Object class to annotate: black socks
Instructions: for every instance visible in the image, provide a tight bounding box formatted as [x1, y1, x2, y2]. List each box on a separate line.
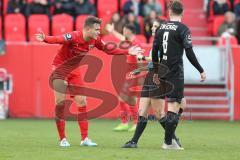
[164, 111, 179, 145]
[131, 116, 148, 143]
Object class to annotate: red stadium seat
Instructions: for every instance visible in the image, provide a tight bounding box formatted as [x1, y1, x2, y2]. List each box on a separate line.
[0, 17, 2, 40]
[3, 0, 8, 14]
[52, 14, 73, 35]
[97, 0, 118, 18]
[75, 15, 89, 31]
[135, 35, 147, 43]
[4, 14, 26, 41]
[207, 0, 215, 35]
[213, 16, 225, 36]
[28, 14, 49, 41]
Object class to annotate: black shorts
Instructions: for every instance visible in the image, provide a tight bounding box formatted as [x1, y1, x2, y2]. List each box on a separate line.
[164, 78, 184, 104]
[140, 70, 184, 104]
[140, 71, 174, 99]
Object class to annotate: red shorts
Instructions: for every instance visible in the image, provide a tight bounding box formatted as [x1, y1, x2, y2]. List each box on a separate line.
[51, 66, 84, 86]
[66, 71, 84, 86]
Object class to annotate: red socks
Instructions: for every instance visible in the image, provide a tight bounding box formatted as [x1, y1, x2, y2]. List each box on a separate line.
[119, 101, 138, 124]
[55, 104, 66, 140]
[77, 106, 88, 140]
[119, 101, 129, 124]
[55, 104, 89, 141]
[129, 105, 138, 124]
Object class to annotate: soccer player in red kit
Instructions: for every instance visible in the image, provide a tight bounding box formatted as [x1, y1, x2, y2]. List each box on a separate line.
[35, 16, 144, 147]
[106, 23, 142, 132]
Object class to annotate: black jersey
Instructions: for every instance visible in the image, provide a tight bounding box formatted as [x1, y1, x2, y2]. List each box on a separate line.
[152, 21, 193, 79]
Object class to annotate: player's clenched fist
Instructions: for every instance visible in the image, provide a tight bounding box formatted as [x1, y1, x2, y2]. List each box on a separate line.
[35, 31, 45, 42]
[200, 72, 206, 82]
[153, 73, 160, 85]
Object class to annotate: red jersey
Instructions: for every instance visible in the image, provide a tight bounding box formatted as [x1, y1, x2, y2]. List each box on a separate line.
[44, 31, 129, 67]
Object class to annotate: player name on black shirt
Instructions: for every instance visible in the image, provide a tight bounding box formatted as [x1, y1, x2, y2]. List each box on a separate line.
[152, 21, 203, 79]
[159, 23, 178, 31]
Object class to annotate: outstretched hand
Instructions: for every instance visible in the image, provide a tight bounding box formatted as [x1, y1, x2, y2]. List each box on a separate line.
[128, 69, 141, 78]
[105, 23, 114, 33]
[128, 45, 145, 56]
[35, 31, 45, 42]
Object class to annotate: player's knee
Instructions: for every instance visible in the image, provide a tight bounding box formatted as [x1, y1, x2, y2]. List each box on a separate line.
[166, 112, 179, 125]
[159, 115, 167, 128]
[52, 79, 67, 92]
[138, 108, 148, 118]
[55, 97, 66, 106]
[180, 98, 187, 109]
[153, 107, 165, 120]
[155, 111, 164, 120]
[168, 100, 181, 113]
[75, 97, 86, 106]
[126, 97, 137, 106]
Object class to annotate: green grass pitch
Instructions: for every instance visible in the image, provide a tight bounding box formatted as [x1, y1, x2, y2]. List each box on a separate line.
[0, 119, 239, 160]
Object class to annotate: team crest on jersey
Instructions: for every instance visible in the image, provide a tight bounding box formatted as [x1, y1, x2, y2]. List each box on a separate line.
[64, 33, 72, 41]
[187, 34, 192, 44]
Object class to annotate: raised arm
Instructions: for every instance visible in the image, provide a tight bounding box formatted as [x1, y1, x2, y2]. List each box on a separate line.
[95, 37, 144, 56]
[35, 31, 77, 44]
[105, 23, 126, 41]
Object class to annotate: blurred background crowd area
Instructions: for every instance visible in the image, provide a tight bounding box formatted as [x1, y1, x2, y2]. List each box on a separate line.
[0, 0, 239, 44]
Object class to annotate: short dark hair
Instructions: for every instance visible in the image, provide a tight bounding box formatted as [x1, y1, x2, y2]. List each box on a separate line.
[124, 24, 136, 34]
[169, 1, 184, 15]
[84, 16, 102, 28]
